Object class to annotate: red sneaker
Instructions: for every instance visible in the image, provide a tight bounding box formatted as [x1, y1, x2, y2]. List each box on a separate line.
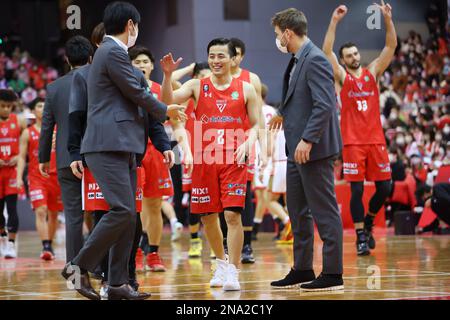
[40, 250, 54, 261]
[145, 252, 166, 272]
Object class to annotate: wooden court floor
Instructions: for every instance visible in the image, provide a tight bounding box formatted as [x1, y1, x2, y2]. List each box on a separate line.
[1, 227, 450, 300]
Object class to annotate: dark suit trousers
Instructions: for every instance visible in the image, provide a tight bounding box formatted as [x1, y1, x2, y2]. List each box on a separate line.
[72, 152, 137, 286]
[286, 157, 343, 275]
[57, 168, 83, 262]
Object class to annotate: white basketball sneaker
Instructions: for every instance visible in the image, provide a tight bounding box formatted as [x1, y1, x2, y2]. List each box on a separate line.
[223, 263, 241, 291]
[171, 222, 184, 242]
[4, 241, 17, 259]
[210, 258, 228, 288]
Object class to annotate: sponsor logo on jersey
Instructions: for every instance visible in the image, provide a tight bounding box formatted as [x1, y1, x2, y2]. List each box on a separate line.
[88, 183, 100, 191]
[192, 187, 209, 195]
[231, 91, 239, 100]
[348, 91, 374, 98]
[87, 192, 95, 200]
[96, 192, 104, 199]
[191, 196, 199, 203]
[199, 196, 210, 203]
[11, 123, 16, 129]
[364, 75, 370, 82]
[216, 100, 227, 113]
[200, 114, 209, 123]
[152, 93, 159, 99]
[203, 84, 209, 92]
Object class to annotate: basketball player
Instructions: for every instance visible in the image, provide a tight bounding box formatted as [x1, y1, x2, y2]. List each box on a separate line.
[17, 98, 63, 260]
[160, 38, 260, 291]
[323, 2, 396, 255]
[0, 89, 26, 259]
[229, 37, 266, 264]
[170, 61, 211, 258]
[129, 46, 191, 272]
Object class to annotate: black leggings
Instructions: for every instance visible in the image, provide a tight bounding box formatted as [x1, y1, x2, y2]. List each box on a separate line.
[93, 211, 142, 282]
[350, 180, 392, 224]
[241, 181, 254, 228]
[0, 195, 19, 234]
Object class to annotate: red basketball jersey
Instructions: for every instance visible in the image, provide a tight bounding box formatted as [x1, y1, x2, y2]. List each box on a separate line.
[194, 77, 247, 160]
[184, 99, 196, 148]
[339, 68, 385, 145]
[28, 125, 57, 177]
[0, 113, 20, 161]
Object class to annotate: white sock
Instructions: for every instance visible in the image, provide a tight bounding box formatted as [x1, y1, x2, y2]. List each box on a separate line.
[170, 218, 178, 229]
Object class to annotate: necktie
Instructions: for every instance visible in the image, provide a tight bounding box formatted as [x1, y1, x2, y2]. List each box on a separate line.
[282, 55, 298, 101]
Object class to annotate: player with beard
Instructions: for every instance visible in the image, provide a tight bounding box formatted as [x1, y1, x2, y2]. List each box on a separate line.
[323, 2, 396, 255]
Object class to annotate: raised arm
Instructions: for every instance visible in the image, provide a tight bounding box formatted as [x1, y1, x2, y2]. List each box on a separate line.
[160, 53, 197, 105]
[106, 47, 186, 122]
[323, 5, 347, 84]
[368, 1, 397, 79]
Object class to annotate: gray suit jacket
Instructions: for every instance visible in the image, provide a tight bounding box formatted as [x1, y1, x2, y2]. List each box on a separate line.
[80, 37, 167, 155]
[280, 40, 342, 162]
[68, 63, 171, 164]
[39, 69, 75, 169]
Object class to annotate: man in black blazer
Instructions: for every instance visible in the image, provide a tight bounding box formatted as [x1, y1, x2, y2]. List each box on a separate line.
[39, 36, 93, 265]
[269, 8, 344, 292]
[61, 2, 185, 300]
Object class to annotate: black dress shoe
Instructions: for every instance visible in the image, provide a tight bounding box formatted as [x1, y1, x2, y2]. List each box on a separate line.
[300, 273, 344, 292]
[270, 268, 315, 288]
[61, 262, 101, 300]
[108, 284, 151, 300]
[129, 278, 140, 291]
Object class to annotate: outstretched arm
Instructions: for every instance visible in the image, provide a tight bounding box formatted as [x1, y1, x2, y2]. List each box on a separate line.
[323, 5, 347, 84]
[160, 53, 197, 105]
[368, 0, 397, 79]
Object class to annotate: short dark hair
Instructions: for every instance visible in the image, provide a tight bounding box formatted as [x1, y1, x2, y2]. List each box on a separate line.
[339, 42, 358, 58]
[103, 1, 141, 35]
[65, 36, 94, 67]
[91, 22, 106, 47]
[271, 8, 308, 37]
[230, 38, 246, 56]
[193, 62, 210, 77]
[207, 38, 236, 58]
[29, 97, 44, 110]
[128, 45, 155, 64]
[0, 89, 18, 102]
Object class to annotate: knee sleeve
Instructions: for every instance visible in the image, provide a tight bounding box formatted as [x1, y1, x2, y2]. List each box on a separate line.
[350, 182, 365, 224]
[5, 195, 18, 233]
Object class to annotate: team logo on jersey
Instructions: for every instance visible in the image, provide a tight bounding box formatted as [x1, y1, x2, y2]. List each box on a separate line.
[203, 84, 209, 92]
[216, 100, 227, 113]
[231, 91, 239, 100]
[11, 123, 16, 129]
[356, 82, 363, 90]
[200, 114, 209, 123]
[364, 75, 370, 82]
[1, 128, 8, 136]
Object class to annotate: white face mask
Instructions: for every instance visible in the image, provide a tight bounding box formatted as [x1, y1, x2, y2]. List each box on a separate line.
[276, 32, 289, 54]
[127, 23, 138, 48]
